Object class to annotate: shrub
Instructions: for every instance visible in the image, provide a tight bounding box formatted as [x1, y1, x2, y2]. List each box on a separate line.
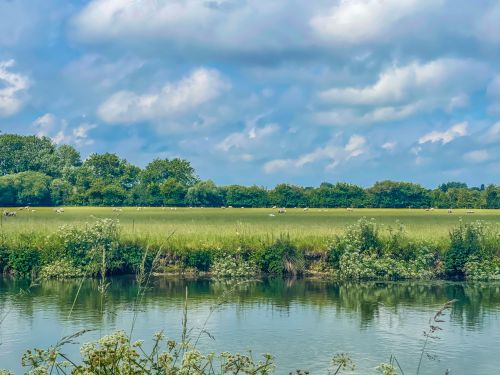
[445, 221, 482, 278]
[186, 249, 213, 271]
[464, 256, 500, 280]
[0, 241, 9, 272]
[212, 252, 258, 277]
[256, 235, 304, 275]
[39, 259, 84, 280]
[8, 245, 40, 276]
[57, 218, 120, 274]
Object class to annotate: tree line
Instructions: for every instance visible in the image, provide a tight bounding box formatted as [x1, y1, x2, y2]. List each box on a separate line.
[0, 133, 499, 208]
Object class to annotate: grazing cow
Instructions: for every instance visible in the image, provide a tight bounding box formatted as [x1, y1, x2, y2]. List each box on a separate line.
[3, 211, 16, 217]
[278, 208, 286, 214]
[55, 208, 64, 214]
[346, 208, 353, 212]
[467, 210, 475, 214]
[303, 207, 309, 212]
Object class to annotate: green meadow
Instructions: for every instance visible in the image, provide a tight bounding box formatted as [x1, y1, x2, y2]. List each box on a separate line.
[2, 207, 499, 250]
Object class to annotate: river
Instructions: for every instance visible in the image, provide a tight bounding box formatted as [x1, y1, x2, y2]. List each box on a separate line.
[0, 277, 499, 374]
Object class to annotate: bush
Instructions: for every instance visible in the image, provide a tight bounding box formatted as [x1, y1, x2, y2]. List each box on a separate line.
[186, 249, 213, 271]
[39, 259, 84, 279]
[445, 221, 482, 278]
[57, 218, 120, 274]
[256, 236, 304, 275]
[0, 241, 9, 272]
[464, 257, 500, 280]
[8, 245, 40, 276]
[211, 252, 258, 277]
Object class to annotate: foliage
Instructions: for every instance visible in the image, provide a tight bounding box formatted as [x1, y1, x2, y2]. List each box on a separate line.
[8, 241, 40, 276]
[39, 259, 84, 279]
[185, 249, 213, 272]
[56, 218, 120, 274]
[464, 256, 500, 280]
[211, 252, 259, 277]
[444, 221, 483, 277]
[255, 236, 305, 275]
[20, 330, 275, 375]
[1, 134, 500, 208]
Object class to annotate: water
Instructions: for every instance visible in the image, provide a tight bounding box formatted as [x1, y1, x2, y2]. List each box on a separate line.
[0, 277, 499, 374]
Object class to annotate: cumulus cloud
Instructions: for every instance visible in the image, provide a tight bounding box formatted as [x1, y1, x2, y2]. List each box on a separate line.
[311, 0, 440, 44]
[71, 0, 317, 56]
[316, 59, 485, 125]
[98, 68, 229, 123]
[381, 141, 397, 151]
[263, 134, 367, 173]
[33, 113, 96, 146]
[418, 122, 467, 145]
[0, 60, 29, 117]
[217, 123, 279, 152]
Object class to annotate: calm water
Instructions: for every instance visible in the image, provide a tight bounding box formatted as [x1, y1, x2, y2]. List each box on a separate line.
[0, 277, 499, 374]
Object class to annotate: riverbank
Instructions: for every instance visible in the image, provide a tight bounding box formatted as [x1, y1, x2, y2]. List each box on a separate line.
[1, 215, 498, 281]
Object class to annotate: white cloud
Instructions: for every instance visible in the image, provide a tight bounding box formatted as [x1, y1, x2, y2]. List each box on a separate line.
[418, 122, 468, 145]
[0, 60, 29, 117]
[311, 0, 440, 44]
[33, 113, 96, 146]
[320, 59, 481, 106]
[217, 123, 279, 152]
[464, 150, 489, 163]
[98, 68, 229, 123]
[263, 134, 366, 173]
[72, 0, 316, 54]
[316, 59, 485, 125]
[381, 142, 397, 151]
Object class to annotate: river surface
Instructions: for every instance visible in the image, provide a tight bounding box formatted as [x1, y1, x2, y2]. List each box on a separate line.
[0, 277, 499, 374]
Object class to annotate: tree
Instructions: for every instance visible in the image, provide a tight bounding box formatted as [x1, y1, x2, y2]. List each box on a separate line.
[439, 182, 468, 192]
[160, 178, 188, 206]
[310, 182, 367, 207]
[485, 185, 500, 209]
[0, 134, 56, 176]
[50, 178, 73, 206]
[368, 181, 430, 208]
[141, 158, 198, 186]
[223, 185, 269, 207]
[269, 184, 307, 207]
[1, 171, 53, 206]
[186, 180, 223, 207]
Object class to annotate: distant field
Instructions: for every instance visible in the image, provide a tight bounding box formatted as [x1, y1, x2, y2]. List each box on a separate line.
[1, 207, 499, 250]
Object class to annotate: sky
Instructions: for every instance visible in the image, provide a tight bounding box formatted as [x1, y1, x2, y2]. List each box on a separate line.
[0, 0, 499, 188]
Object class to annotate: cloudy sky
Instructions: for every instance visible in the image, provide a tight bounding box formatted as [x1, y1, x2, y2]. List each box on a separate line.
[1, 0, 499, 187]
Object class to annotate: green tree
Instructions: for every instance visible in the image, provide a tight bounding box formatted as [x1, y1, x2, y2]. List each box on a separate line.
[368, 181, 430, 208]
[484, 185, 500, 209]
[269, 184, 307, 207]
[0, 134, 56, 176]
[160, 177, 188, 206]
[50, 178, 73, 206]
[186, 180, 223, 207]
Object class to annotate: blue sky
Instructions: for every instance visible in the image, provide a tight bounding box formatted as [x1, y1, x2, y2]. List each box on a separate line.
[0, 0, 499, 188]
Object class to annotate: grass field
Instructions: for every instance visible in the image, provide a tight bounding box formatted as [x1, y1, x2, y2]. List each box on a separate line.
[2, 207, 499, 251]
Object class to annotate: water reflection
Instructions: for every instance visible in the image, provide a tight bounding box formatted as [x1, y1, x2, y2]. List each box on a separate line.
[1, 277, 498, 328]
[1, 277, 499, 374]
